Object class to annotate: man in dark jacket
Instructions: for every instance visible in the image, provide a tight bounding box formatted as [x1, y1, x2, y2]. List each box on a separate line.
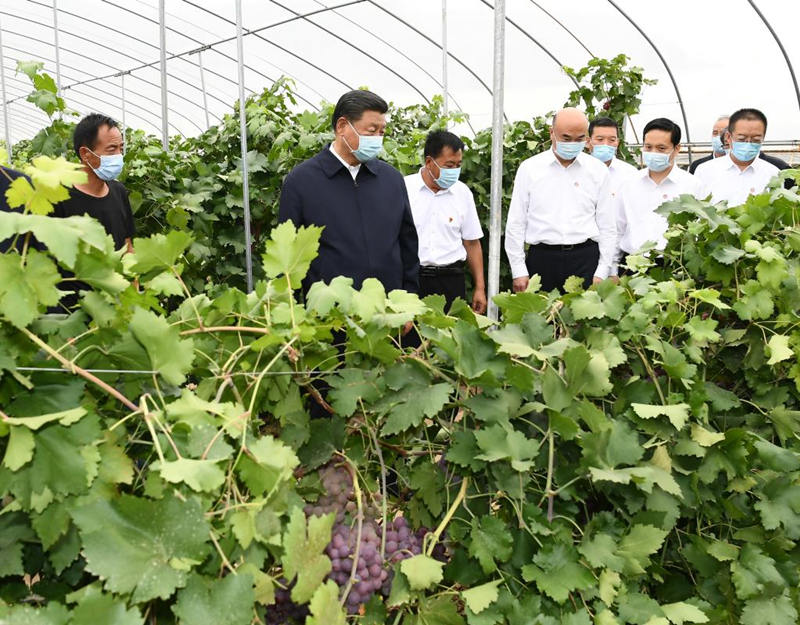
[278, 89, 419, 296]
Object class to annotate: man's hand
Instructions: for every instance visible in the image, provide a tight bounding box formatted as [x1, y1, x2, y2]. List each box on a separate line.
[592, 276, 603, 285]
[610, 275, 620, 284]
[401, 321, 414, 336]
[512, 276, 529, 293]
[472, 289, 487, 314]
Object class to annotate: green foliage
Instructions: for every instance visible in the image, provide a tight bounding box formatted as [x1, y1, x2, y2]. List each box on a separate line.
[3, 64, 799, 625]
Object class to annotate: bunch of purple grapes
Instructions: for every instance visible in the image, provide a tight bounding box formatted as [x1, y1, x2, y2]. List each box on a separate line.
[327, 518, 387, 613]
[265, 579, 308, 625]
[303, 463, 354, 522]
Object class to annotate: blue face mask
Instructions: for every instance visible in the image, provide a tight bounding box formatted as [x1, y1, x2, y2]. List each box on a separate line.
[87, 149, 124, 181]
[554, 141, 585, 161]
[731, 141, 761, 162]
[346, 120, 383, 162]
[429, 159, 461, 189]
[711, 135, 725, 155]
[642, 151, 672, 172]
[591, 144, 616, 162]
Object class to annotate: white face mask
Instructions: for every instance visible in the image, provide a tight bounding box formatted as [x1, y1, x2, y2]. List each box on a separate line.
[86, 148, 124, 181]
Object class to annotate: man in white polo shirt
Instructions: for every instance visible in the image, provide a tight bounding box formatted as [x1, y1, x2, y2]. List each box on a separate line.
[404, 130, 486, 313]
[694, 108, 779, 206]
[505, 107, 613, 293]
[587, 116, 639, 195]
[612, 118, 707, 275]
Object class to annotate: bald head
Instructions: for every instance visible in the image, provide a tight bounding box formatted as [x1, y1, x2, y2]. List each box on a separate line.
[552, 107, 589, 139]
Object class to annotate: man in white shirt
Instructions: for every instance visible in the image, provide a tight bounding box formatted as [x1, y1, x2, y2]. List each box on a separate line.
[694, 108, 779, 206]
[612, 118, 707, 275]
[587, 116, 639, 196]
[404, 130, 486, 313]
[505, 107, 614, 293]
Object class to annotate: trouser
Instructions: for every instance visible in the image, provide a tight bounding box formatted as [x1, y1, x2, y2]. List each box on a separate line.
[419, 261, 467, 312]
[525, 240, 599, 292]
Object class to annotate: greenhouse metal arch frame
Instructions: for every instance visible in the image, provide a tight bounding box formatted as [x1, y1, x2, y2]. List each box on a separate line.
[0, 0, 798, 318]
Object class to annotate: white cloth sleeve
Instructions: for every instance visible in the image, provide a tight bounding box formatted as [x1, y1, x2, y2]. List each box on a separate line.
[504, 166, 530, 279]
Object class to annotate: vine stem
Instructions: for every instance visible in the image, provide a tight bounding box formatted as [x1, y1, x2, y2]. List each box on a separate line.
[180, 325, 271, 336]
[21, 327, 139, 412]
[545, 428, 555, 523]
[425, 476, 469, 557]
[337, 454, 363, 609]
[140, 397, 166, 464]
[362, 403, 388, 561]
[209, 530, 236, 575]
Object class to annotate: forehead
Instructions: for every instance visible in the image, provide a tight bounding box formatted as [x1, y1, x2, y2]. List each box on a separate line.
[591, 125, 618, 137]
[435, 146, 463, 161]
[643, 129, 673, 145]
[354, 110, 386, 127]
[713, 119, 729, 130]
[730, 118, 765, 134]
[96, 124, 122, 143]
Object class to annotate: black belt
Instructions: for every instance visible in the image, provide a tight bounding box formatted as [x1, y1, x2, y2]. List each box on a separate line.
[531, 239, 596, 251]
[419, 261, 465, 277]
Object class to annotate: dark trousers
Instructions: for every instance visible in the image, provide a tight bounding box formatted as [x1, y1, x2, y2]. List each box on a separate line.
[525, 240, 599, 292]
[419, 264, 466, 312]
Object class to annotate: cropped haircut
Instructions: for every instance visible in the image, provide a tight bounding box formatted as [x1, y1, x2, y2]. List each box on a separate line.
[73, 113, 119, 158]
[588, 117, 619, 137]
[728, 108, 768, 135]
[643, 117, 681, 147]
[331, 90, 388, 131]
[423, 130, 465, 159]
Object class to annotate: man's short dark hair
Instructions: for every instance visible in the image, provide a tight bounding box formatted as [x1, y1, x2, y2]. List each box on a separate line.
[728, 108, 768, 135]
[643, 117, 681, 147]
[73, 113, 119, 157]
[588, 117, 619, 137]
[331, 90, 388, 131]
[423, 130, 464, 159]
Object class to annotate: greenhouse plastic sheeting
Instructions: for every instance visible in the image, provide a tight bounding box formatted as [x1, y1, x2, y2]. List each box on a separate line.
[1, 0, 798, 144]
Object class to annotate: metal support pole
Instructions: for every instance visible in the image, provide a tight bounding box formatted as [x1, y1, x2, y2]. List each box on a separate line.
[0, 20, 11, 160]
[197, 50, 210, 130]
[52, 0, 62, 93]
[441, 0, 448, 123]
[120, 73, 126, 154]
[487, 0, 505, 321]
[236, 0, 254, 292]
[158, 0, 169, 149]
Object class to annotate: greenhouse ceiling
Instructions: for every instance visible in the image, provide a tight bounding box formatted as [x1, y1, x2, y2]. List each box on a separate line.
[1, 0, 798, 146]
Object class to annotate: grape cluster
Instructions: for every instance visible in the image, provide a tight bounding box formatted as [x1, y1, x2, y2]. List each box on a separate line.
[326, 519, 387, 613]
[303, 463, 354, 522]
[265, 579, 308, 625]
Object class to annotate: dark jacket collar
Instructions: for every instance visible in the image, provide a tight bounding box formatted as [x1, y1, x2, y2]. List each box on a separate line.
[318, 144, 380, 178]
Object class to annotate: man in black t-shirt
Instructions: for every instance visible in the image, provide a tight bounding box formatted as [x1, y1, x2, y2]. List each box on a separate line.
[53, 113, 135, 309]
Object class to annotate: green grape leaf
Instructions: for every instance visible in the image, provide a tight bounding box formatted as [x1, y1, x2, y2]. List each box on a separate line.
[766, 334, 793, 366]
[307, 580, 347, 625]
[660, 602, 709, 625]
[172, 573, 254, 625]
[521, 543, 594, 603]
[156, 457, 227, 492]
[129, 230, 194, 274]
[400, 554, 445, 590]
[461, 580, 502, 614]
[281, 507, 334, 603]
[632, 403, 691, 430]
[380, 382, 451, 436]
[71, 494, 210, 602]
[3, 426, 35, 471]
[68, 586, 143, 625]
[0, 250, 61, 328]
[261, 221, 322, 286]
[468, 516, 513, 573]
[129, 307, 195, 385]
[474, 424, 540, 472]
[0, 603, 70, 625]
[617, 524, 669, 575]
[740, 593, 797, 625]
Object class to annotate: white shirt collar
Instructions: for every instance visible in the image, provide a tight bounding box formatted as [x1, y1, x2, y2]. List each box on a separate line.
[416, 168, 453, 195]
[548, 148, 583, 169]
[329, 143, 361, 179]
